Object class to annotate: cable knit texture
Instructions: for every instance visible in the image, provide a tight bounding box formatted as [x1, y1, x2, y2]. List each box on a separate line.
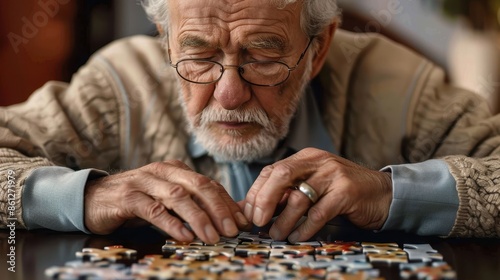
[1, 30, 499, 237]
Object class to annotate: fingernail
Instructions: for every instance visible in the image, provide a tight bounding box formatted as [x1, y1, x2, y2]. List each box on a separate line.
[205, 224, 219, 244]
[253, 207, 264, 226]
[181, 227, 194, 240]
[244, 203, 253, 220]
[288, 231, 300, 244]
[223, 218, 239, 236]
[235, 212, 249, 227]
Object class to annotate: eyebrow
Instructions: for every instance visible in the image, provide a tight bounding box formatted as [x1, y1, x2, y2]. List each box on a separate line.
[245, 36, 287, 53]
[177, 34, 288, 53]
[179, 35, 212, 49]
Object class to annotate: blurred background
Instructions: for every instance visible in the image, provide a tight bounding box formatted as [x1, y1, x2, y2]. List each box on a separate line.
[1, 0, 499, 111]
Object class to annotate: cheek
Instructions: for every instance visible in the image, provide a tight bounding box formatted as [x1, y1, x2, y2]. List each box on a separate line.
[256, 82, 301, 120]
[253, 88, 281, 115]
[180, 82, 214, 117]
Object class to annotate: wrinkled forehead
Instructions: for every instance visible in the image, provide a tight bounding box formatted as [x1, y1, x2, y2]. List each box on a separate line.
[167, 0, 304, 46]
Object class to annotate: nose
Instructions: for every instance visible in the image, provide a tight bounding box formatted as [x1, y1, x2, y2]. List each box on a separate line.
[213, 66, 251, 110]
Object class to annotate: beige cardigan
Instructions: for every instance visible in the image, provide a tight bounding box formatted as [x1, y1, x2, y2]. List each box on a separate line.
[1, 30, 499, 237]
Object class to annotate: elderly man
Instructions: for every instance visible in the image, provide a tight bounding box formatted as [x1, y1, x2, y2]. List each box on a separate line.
[1, 0, 499, 244]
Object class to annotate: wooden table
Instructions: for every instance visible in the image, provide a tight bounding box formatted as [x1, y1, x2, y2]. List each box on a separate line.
[1, 225, 499, 279]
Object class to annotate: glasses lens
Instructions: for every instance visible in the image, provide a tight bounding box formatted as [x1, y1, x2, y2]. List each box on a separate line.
[176, 60, 222, 83]
[241, 61, 290, 86]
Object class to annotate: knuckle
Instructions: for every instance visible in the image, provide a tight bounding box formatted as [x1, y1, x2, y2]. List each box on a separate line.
[166, 159, 190, 169]
[166, 183, 190, 199]
[300, 147, 319, 154]
[182, 208, 208, 223]
[191, 176, 216, 190]
[260, 165, 274, 177]
[146, 161, 168, 173]
[121, 186, 141, 205]
[145, 201, 167, 220]
[307, 206, 328, 224]
[272, 164, 294, 180]
[288, 190, 307, 205]
[324, 157, 342, 168]
[254, 195, 275, 208]
[245, 187, 259, 199]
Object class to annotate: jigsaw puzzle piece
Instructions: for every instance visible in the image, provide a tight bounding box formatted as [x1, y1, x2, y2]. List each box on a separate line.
[268, 254, 316, 271]
[294, 240, 322, 247]
[76, 245, 137, 263]
[403, 244, 443, 263]
[45, 260, 133, 280]
[309, 253, 372, 272]
[400, 261, 457, 279]
[270, 244, 315, 257]
[362, 242, 408, 264]
[164, 239, 203, 246]
[133, 254, 223, 279]
[218, 236, 242, 245]
[295, 266, 328, 279]
[316, 241, 362, 256]
[237, 231, 274, 244]
[362, 242, 400, 253]
[219, 270, 264, 280]
[231, 254, 268, 271]
[163, 244, 236, 259]
[326, 268, 383, 280]
[235, 243, 271, 257]
[265, 257, 326, 279]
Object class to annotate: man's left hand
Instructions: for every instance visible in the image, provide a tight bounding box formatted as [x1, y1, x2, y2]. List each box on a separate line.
[243, 148, 393, 243]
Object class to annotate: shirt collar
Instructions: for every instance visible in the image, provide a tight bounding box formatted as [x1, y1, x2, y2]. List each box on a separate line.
[187, 86, 337, 162]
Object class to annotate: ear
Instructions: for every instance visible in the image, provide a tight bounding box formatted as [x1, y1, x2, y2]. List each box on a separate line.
[309, 22, 338, 79]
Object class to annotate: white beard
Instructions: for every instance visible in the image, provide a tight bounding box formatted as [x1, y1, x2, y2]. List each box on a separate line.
[180, 58, 312, 162]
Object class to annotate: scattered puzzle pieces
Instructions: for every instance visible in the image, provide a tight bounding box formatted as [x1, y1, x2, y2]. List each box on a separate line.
[45, 233, 455, 280]
[316, 241, 362, 256]
[362, 242, 408, 264]
[45, 260, 133, 280]
[400, 261, 457, 279]
[76, 245, 137, 262]
[403, 243, 443, 263]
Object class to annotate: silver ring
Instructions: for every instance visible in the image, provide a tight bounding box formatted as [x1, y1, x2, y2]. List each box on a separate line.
[295, 182, 318, 204]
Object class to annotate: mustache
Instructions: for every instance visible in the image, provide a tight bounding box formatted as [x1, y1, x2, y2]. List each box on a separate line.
[199, 106, 271, 128]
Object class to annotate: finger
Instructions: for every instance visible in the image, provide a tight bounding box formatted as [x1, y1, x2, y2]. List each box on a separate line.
[127, 192, 195, 242]
[166, 185, 224, 243]
[145, 162, 242, 237]
[189, 181, 241, 237]
[194, 180, 248, 235]
[287, 198, 340, 243]
[250, 158, 314, 226]
[139, 178, 223, 244]
[269, 189, 311, 240]
[243, 165, 274, 222]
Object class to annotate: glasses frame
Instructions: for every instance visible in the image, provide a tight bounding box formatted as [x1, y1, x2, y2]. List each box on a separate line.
[166, 34, 315, 87]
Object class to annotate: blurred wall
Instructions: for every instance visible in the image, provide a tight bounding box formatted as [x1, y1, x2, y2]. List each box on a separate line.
[0, 0, 151, 106]
[0, 0, 77, 106]
[2, 1, 498, 110]
[337, 0, 500, 111]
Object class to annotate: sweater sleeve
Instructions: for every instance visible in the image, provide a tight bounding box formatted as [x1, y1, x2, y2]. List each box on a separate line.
[0, 56, 121, 230]
[404, 66, 500, 238]
[443, 156, 500, 237]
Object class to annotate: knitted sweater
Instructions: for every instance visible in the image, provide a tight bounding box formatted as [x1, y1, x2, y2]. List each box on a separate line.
[1, 30, 499, 237]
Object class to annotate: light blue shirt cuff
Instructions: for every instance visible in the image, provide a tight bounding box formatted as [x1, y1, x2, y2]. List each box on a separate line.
[22, 167, 108, 233]
[380, 159, 459, 236]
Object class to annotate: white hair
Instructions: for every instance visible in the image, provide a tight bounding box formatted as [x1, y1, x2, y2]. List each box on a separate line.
[141, 0, 341, 37]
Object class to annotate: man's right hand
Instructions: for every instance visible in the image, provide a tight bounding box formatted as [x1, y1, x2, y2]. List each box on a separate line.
[84, 160, 248, 244]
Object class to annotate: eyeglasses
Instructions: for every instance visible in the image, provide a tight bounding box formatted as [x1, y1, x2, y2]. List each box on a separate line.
[167, 37, 314, 87]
